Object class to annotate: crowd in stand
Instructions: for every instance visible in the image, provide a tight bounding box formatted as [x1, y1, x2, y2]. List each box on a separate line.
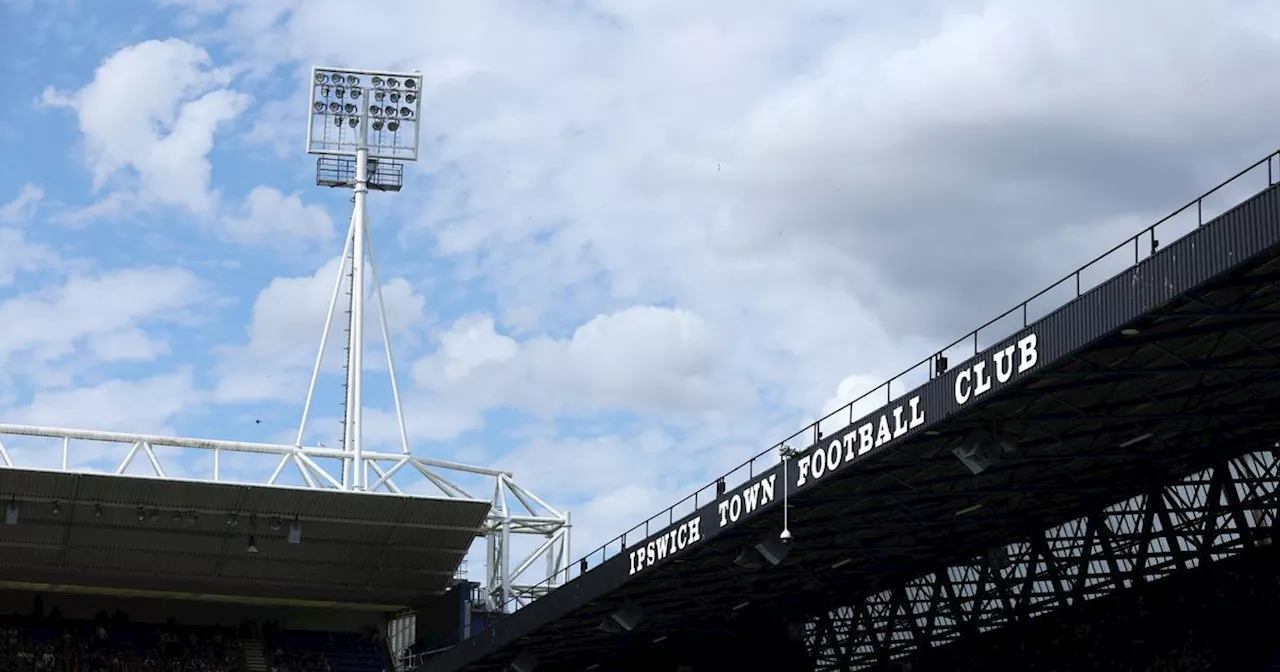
[0, 596, 388, 672]
[0, 603, 241, 672]
[264, 622, 383, 672]
[264, 621, 332, 672]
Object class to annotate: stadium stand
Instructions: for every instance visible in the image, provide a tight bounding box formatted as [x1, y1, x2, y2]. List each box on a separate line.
[0, 588, 405, 672]
[419, 149, 1280, 672]
[0, 608, 243, 672]
[914, 544, 1280, 672]
[0, 459, 495, 672]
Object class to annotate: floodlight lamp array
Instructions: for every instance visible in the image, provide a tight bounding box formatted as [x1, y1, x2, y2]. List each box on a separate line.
[307, 68, 423, 160]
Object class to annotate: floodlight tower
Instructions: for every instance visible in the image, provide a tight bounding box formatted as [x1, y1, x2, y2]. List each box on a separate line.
[301, 67, 423, 491]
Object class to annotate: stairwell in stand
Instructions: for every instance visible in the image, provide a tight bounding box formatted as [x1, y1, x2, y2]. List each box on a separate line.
[242, 638, 268, 672]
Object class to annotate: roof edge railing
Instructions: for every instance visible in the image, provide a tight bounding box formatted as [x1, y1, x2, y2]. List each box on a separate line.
[489, 148, 1280, 618]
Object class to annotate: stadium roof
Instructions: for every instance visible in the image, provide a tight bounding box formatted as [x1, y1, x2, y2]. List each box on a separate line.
[423, 152, 1280, 671]
[0, 467, 490, 608]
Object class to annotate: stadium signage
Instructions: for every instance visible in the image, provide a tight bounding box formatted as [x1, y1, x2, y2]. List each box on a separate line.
[627, 516, 703, 576]
[796, 395, 925, 488]
[718, 474, 777, 527]
[623, 331, 1042, 579]
[954, 332, 1039, 406]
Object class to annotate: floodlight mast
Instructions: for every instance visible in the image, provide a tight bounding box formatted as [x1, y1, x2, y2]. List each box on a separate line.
[303, 65, 424, 490]
[301, 66, 571, 611]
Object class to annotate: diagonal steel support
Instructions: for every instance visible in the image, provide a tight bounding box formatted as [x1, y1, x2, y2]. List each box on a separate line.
[805, 449, 1280, 670]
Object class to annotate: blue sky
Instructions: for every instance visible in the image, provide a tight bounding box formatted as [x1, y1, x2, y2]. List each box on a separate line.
[3, 0, 1280, 586]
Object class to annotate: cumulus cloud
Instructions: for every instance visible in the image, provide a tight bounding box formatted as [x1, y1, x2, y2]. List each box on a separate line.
[5, 369, 203, 434]
[0, 183, 43, 224]
[168, 1, 1280, 424]
[41, 38, 251, 216]
[414, 306, 751, 417]
[0, 184, 58, 287]
[224, 186, 335, 246]
[213, 255, 427, 405]
[0, 267, 206, 372]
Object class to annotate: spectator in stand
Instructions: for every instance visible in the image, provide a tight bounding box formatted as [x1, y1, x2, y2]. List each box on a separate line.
[0, 609, 242, 672]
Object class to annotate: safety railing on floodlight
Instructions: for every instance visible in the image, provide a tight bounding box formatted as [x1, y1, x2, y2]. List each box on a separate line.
[470, 148, 1280, 626]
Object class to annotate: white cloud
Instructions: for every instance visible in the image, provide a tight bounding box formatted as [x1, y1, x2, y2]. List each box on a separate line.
[5, 369, 203, 434]
[822, 374, 886, 418]
[0, 188, 58, 285]
[413, 306, 752, 418]
[0, 267, 206, 372]
[0, 183, 43, 224]
[213, 255, 426, 404]
[41, 38, 251, 215]
[224, 186, 334, 246]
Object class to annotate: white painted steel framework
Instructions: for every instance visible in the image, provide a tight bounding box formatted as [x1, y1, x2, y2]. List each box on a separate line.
[301, 64, 569, 609]
[0, 64, 572, 612]
[0, 423, 570, 611]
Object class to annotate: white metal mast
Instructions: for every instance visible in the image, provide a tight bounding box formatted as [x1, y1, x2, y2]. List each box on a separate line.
[301, 66, 425, 490]
[294, 65, 572, 609]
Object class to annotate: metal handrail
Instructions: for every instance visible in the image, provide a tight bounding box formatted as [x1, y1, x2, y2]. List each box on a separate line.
[483, 148, 1280, 621]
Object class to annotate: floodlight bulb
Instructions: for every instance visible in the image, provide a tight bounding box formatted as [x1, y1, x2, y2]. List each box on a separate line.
[370, 106, 381, 116]
[374, 91, 385, 101]
[387, 120, 399, 132]
[344, 103, 356, 114]
[329, 102, 340, 113]
[315, 72, 327, 84]
[350, 88, 361, 99]
[405, 78, 416, 89]
[322, 86, 331, 97]
[312, 102, 324, 113]
[388, 77, 399, 88]
[371, 76, 383, 86]
[335, 116, 343, 127]
[335, 87, 345, 98]
[346, 75, 358, 86]
[390, 92, 400, 103]
[406, 93, 416, 104]
[400, 106, 411, 118]
[372, 120, 384, 131]
[348, 117, 358, 128]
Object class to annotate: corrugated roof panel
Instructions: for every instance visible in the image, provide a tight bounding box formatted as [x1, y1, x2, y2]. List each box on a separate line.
[0, 466, 499, 603]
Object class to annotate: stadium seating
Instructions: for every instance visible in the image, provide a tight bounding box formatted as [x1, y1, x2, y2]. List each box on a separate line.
[0, 613, 242, 672]
[266, 628, 384, 672]
[0, 608, 388, 672]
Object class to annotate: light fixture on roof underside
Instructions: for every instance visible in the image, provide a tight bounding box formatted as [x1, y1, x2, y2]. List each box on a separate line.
[1119, 433, 1153, 449]
[246, 536, 259, 554]
[1120, 327, 1142, 337]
